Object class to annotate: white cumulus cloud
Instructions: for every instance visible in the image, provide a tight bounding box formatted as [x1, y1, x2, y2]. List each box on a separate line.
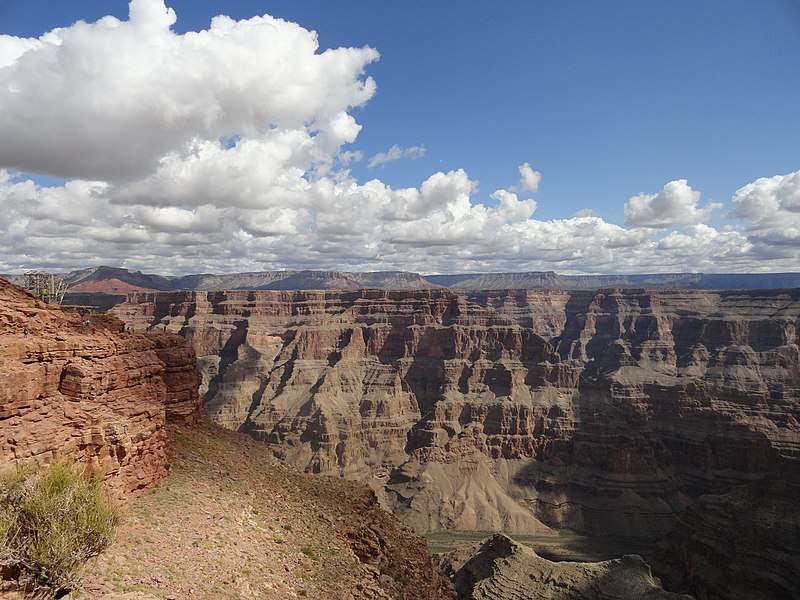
[0, 1, 798, 276]
[0, 0, 378, 181]
[624, 179, 722, 229]
[2, 166, 800, 275]
[730, 171, 800, 221]
[517, 163, 542, 193]
[728, 170, 800, 253]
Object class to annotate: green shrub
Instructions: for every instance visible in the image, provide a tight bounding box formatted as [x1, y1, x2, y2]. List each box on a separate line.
[0, 463, 119, 597]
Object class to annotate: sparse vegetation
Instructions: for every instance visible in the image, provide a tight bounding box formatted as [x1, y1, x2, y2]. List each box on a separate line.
[0, 463, 119, 598]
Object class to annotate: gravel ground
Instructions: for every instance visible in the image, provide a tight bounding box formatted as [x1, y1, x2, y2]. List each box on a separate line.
[64, 421, 448, 599]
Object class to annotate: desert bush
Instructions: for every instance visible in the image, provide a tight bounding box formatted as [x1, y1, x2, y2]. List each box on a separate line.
[0, 463, 119, 597]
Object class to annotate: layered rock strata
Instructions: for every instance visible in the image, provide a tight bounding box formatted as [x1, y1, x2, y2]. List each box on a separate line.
[0, 278, 202, 496]
[1, 278, 456, 598]
[652, 456, 800, 600]
[436, 533, 693, 600]
[112, 287, 800, 538]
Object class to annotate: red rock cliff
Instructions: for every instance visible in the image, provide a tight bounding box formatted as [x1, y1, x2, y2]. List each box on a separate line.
[0, 278, 201, 497]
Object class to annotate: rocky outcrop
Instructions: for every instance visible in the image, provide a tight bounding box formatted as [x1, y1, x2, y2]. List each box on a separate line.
[652, 456, 800, 600]
[436, 533, 692, 599]
[148, 333, 203, 426]
[0, 278, 202, 496]
[112, 287, 800, 540]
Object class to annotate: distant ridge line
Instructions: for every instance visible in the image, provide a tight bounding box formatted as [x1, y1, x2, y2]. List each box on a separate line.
[6, 266, 800, 293]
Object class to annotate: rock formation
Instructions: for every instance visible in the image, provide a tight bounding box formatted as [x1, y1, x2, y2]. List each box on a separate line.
[112, 287, 800, 542]
[0, 277, 202, 496]
[0, 277, 455, 599]
[436, 533, 693, 599]
[652, 456, 800, 600]
[56, 265, 438, 294]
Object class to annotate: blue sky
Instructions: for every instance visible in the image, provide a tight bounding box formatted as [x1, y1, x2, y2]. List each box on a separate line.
[0, 0, 798, 274]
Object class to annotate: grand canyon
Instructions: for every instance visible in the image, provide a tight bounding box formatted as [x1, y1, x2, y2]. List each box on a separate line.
[2, 0, 796, 597]
[2, 268, 799, 599]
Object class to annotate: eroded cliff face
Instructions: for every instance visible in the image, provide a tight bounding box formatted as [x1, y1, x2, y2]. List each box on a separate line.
[0, 278, 457, 599]
[0, 278, 202, 496]
[113, 288, 800, 538]
[652, 456, 800, 600]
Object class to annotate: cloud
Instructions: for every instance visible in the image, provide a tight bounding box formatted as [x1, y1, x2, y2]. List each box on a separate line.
[727, 170, 800, 253]
[6, 164, 796, 276]
[517, 163, 541, 193]
[0, 2, 798, 276]
[730, 171, 800, 221]
[504, 163, 541, 196]
[489, 190, 537, 221]
[0, 0, 378, 181]
[367, 144, 426, 169]
[624, 179, 722, 228]
[338, 150, 364, 165]
[0, 34, 42, 69]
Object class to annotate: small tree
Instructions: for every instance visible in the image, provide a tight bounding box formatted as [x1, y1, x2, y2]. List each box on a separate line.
[0, 463, 119, 597]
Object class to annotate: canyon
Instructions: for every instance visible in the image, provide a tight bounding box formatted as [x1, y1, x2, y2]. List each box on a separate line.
[0, 278, 453, 598]
[111, 288, 800, 544]
[108, 284, 800, 598]
[4, 275, 799, 598]
[11, 265, 800, 298]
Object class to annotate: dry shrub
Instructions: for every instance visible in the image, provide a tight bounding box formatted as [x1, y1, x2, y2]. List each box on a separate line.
[0, 463, 119, 598]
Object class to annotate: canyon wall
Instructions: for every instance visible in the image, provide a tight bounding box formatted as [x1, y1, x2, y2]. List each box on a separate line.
[0, 278, 202, 496]
[651, 456, 800, 599]
[112, 287, 800, 538]
[0, 279, 457, 599]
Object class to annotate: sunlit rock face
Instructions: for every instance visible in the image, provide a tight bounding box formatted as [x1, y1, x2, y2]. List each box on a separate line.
[114, 287, 800, 538]
[0, 278, 202, 497]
